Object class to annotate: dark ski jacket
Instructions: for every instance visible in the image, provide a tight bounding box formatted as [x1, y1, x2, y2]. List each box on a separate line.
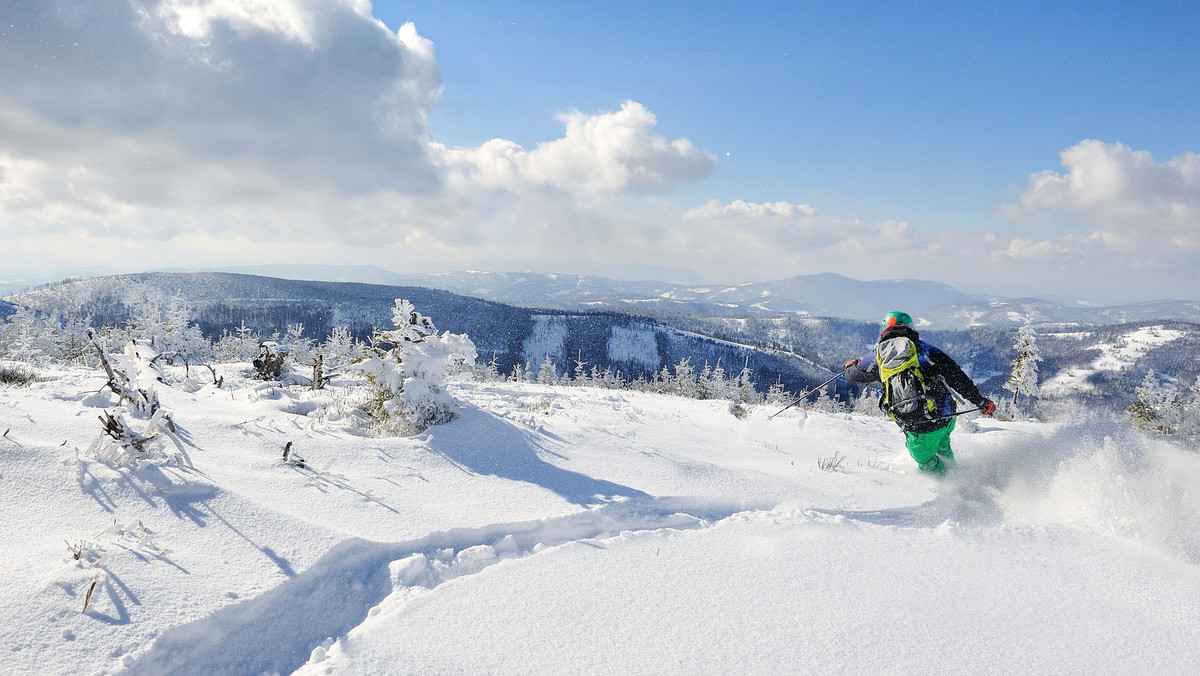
[844, 325, 988, 433]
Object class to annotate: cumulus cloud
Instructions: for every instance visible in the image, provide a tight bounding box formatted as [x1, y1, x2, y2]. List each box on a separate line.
[0, 1, 717, 263]
[0, 0, 442, 203]
[1002, 140, 1200, 249]
[435, 101, 716, 198]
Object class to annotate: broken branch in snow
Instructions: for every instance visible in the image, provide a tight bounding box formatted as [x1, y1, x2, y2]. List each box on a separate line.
[81, 571, 101, 614]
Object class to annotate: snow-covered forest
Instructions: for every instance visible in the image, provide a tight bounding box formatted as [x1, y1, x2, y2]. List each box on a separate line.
[2, 286, 1200, 674]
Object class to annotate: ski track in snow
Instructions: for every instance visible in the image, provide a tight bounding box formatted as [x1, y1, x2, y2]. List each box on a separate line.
[125, 497, 748, 675]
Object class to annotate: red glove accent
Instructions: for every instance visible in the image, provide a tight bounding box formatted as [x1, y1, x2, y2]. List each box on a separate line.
[980, 399, 997, 416]
[844, 359, 860, 369]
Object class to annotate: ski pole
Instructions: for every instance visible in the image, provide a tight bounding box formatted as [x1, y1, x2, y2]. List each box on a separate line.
[768, 369, 846, 419]
[932, 406, 983, 421]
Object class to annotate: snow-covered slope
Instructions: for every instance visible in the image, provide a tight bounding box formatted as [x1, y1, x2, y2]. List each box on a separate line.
[1042, 325, 1187, 397]
[3, 366, 1199, 674]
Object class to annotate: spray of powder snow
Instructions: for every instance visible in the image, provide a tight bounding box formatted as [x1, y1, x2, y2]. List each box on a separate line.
[957, 413, 1200, 565]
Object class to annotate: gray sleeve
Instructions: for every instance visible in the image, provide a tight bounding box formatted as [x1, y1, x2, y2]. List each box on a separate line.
[842, 354, 880, 385]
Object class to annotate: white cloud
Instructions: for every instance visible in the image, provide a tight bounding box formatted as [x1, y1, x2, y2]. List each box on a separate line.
[435, 101, 716, 199]
[1, 3, 1194, 304]
[1003, 140, 1200, 249]
[0, 2, 715, 263]
[683, 199, 815, 220]
[0, 0, 442, 200]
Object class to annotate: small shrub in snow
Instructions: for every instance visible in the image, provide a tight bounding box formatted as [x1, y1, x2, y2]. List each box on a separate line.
[817, 451, 846, 472]
[351, 299, 477, 436]
[252, 341, 289, 381]
[729, 401, 752, 419]
[85, 331, 179, 468]
[0, 362, 37, 386]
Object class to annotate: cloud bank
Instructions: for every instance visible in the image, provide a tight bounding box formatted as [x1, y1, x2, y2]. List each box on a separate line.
[989, 140, 1200, 298]
[1, 1, 1195, 303]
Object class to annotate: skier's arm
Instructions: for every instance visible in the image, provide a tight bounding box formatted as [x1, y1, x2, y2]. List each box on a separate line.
[841, 354, 879, 385]
[926, 346, 988, 406]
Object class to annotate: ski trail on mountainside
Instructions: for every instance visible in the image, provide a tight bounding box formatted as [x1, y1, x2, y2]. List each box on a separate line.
[125, 497, 750, 675]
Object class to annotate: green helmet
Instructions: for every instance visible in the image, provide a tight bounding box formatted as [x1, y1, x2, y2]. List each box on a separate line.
[879, 311, 913, 335]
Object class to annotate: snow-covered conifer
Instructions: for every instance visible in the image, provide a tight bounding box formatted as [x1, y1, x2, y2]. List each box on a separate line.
[0, 307, 47, 363]
[351, 299, 477, 436]
[1176, 376, 1200, 448]
[766, 377, 790, 405]
[282, 323, 315, 365]
[1127, 370, 1175, 435]
[316, 326, 363, 375]
[214, 321, 260, 363]
[735, 361, 757, 405]
[572, 351, 589, 386]
[536, 354, 558, 385]
[1003, 315, 1041, 412]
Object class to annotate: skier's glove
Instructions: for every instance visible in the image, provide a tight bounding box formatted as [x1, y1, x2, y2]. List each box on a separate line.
[843, 358, 860, 369]
[980, 399, 997, 416]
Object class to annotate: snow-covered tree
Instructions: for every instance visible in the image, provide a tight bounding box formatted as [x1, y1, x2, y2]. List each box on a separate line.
[282, 323, 315, 365]
[0, 309, 46, 365]
[351, 299, 477, 436]
[672, 358, 697, 398]
[1003, 315, 1041, 410]
[214, 321, 261, 363]
[1175, 376, 1200, 448]
[316, 326, 363, 374]
[536, 354, 559, 385]
[707, 360, 730, 401]
[766, 377, 790, 406]
[127, 294, 209, 367]
[1127, 370, 1176, 435]
[852, 387, 882, 416]
[734, 361, 758, 405]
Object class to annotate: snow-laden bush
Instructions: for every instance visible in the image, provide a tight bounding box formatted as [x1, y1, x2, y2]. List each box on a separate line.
[85, 332, 179, 468]
[129, 294, 210, 367]
[351, 299, 477, 436]
[253, 341, 290, 381]
[214, 321, 261, 363]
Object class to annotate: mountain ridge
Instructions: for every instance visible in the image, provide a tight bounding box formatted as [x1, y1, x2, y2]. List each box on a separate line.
[177, 264, 1200, 328]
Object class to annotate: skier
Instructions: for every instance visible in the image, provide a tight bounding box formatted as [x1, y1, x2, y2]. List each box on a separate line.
[843, 311, 996, 474]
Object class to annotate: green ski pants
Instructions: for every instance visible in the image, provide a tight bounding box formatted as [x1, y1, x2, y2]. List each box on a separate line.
[903, 418, 956, 474]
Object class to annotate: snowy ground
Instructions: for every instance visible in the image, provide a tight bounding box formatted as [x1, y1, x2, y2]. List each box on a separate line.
[3, 364, 1199, 675]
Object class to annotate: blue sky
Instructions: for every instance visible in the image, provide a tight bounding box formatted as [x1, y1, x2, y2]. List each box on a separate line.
[2, 1, 1198, 303]
[390, 1, 1199, 222]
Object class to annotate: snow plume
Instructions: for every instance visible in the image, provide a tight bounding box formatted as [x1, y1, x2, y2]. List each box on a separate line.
[963, 413, 1200, 565]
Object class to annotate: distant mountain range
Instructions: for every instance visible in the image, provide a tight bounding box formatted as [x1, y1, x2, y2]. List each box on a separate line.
[8, 271, 1200, 411]
[155, 264, 1200, 329]
[4, 272, 837, 395]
